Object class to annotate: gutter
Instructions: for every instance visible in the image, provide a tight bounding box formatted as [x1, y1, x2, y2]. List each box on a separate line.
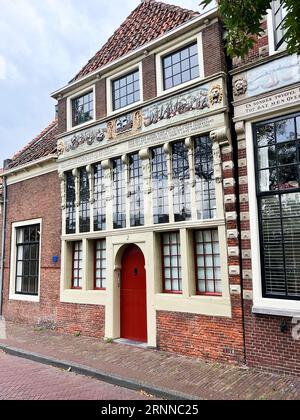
[0, 174, 7, 318]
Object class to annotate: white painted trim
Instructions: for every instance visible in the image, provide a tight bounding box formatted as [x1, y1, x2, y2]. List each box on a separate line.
[106, 62, 144, 115]
[156, 32, 205, 97]
[51, 8, 218, 99]
[246, 120, 300, 313]
[67, 85, 96, 132]
[9, 219, 42, 303]
[5, 159, 57, 186]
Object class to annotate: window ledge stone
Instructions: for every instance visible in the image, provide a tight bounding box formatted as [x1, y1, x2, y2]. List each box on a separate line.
[252, 306, 300, 318]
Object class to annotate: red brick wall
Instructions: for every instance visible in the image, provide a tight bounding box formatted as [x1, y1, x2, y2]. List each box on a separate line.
[95, 78, 107, 120]
[142, 54, 157, 101]
[157, 296, 244, 364]
[244, 301, 300, 376]
[57, 98, 67, 135]
[202, 22, 227, 76]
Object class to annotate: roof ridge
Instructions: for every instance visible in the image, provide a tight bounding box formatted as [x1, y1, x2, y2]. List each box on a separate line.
[10, 120, 57, 161]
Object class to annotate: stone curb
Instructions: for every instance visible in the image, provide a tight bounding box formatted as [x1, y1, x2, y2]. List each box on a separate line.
[0, 343, 201, 401]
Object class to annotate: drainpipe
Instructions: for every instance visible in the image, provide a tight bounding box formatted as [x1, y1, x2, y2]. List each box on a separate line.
[0, 171, 8, 318]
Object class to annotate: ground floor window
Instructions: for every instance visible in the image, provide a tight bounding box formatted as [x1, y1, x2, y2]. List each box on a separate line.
[15, 224, 40, 296]
[195, 229, 221, 295]
[95, 239, 106, 290]
[72, 241, 83, 289]
[254, 113, 300, 300]
[162, 232, 182, 293]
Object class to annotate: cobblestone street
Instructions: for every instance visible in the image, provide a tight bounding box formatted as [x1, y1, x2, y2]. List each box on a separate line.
[0, 352, 153, 400]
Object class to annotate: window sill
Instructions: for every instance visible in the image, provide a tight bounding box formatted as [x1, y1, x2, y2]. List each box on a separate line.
[9, 294, 40, 303]
[252, 306, 300, 318]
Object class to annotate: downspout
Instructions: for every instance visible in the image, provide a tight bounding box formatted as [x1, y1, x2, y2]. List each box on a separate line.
[0, 175, 7, 318]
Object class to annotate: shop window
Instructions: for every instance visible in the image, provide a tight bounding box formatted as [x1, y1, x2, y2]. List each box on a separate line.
[113, 158, 126, 229]
[94, 164, 106, 231]
[172, 141, 191, 222]
[152, 146, 169, 224]
[129, 153, 144, 227]
[15, 224, 40, 296]
[79, 168, 90, 233]
[254, 113, 300, 300]
[66, 171, 76, 234]
[162, 232, 182, 293]
[195, 229, 221, 295]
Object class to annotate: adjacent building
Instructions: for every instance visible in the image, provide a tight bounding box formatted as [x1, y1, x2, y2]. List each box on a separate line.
[0, 0, 299, 375]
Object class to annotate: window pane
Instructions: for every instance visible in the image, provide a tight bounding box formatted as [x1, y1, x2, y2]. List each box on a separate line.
[112, 70, 140, 110]
[172, 141, 191, 222]
[79, 168, 90, 233]
[129, 153, 144, 227]
[152, 147, 169, 224]
[72, 91, 94, 127]
[94, 164, 106, 231]
[162, 232, 182, 293]
[95, 240, 106, 289]
[113, 158, 126, 229]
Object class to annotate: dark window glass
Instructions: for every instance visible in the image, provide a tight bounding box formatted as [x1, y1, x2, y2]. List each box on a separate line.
[72, 91, 94, 127]
[66, 171, 76, 234]
[152, 146, 169, 224]
[194, 136, 216, 220]
[79, 168, 90, 233]
[254, 113, 300, 300]
[195, 230, 221, 295]
[95, 240, 106, 290]
[172, 141, 191, 222]
[113, 158, 126, 229]
[72, 241, 83, 289]
[94, 164, 106, 231]
[129, 153, 144, 227]
[15, 224, 40, 296]
[112, 71, 140, 111]
[273, 0, 287, 50]
[163, 43, 199, 90]
[162, 232, 182, 293]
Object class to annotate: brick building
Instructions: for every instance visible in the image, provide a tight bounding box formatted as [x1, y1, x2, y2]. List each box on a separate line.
[232, 2, 300, 374]
[0, 0, 299, 375]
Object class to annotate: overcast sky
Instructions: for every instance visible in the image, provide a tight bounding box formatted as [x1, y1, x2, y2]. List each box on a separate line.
[0, 0, 202, 165]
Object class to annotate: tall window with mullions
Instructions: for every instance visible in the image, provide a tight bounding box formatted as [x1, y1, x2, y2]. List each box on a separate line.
[152, 146, 169, 224]
[113, 158, 126, 229]
[129, 153, 144, 227]
[15, 224, 40, 296]
[94, 164, 106, 231]
[273, 0, 287, 50]
[66, 171, 76, 234]
[254, 113, 300, 300]
[172, 141, 191, 222]
[79, 167, 90, 233]
[194, 136, 216, 220]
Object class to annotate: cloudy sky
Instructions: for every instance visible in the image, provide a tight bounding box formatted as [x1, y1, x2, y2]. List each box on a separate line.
[0, 0, 203, 165]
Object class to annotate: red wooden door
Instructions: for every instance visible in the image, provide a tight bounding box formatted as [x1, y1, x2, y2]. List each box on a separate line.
[120, 245, 147, 343]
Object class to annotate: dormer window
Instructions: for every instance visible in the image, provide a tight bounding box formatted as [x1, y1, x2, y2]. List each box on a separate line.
[72, 91, 94, 127]
[112, 70, 140, 111]
[162, 43, 199, 90]
[273, 0, 287, 50]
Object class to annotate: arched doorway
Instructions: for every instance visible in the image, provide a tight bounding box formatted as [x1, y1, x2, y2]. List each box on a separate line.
[120, 245, 147, 343]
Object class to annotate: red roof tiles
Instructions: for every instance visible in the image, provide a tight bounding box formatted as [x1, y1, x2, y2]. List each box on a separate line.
[72, 0, 199, 81]
[7, 121, 58, 170]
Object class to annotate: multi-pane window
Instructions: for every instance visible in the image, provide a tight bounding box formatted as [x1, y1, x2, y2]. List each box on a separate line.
[129, 153, 144, 227]
[95, 239, 106, 290]
[162, 232, 182, 293]
[66, 171, 76, 235]
[72, 91, 94, 127]
[152, 146, 169, 225]
[94, 164, 106, 231]
[172, 141, 191, 222]
[254, 113, 300, 300]
[195, 230, 221, 295]
[112, 70, 140, 111]
[72, 241, 83, 289]
[79, 168, 90, 233]
[113, 158, 126, 229]
[163, 43, 199, 90]
[15, 224, 40, 296]
[273, 0, 287, 50]
[194, 136, 216, 220]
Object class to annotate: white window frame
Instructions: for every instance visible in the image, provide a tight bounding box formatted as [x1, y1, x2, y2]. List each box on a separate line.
[9, 219, 42, 303]
[106, 62, 144, 116]
[156, 32, 205, 97]
[246, 120, 300, 316]
[267, 2, 288, 56]
[67, 85, 96, 132]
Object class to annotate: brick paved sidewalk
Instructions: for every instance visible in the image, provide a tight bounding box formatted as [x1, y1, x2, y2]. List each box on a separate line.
[0, 321, 299, 400]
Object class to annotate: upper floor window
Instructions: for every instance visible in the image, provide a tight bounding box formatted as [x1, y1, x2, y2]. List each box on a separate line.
[113, 158, 126, 229]
[163, 43, 199, 90]
[15, 224, 40, 296]
[112, 70, 140, 111]
[272, 0, 287, 50]
[66, 171, 76, 235]
[254, 113, 300, 300]
[172, 141, 191, 222]
[94, 164, 106, 232]
[72, 91, 94, 127]
[79, 168, 90, 233]
[129, 153, 144, 227]
[152, 146, 169, 225]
